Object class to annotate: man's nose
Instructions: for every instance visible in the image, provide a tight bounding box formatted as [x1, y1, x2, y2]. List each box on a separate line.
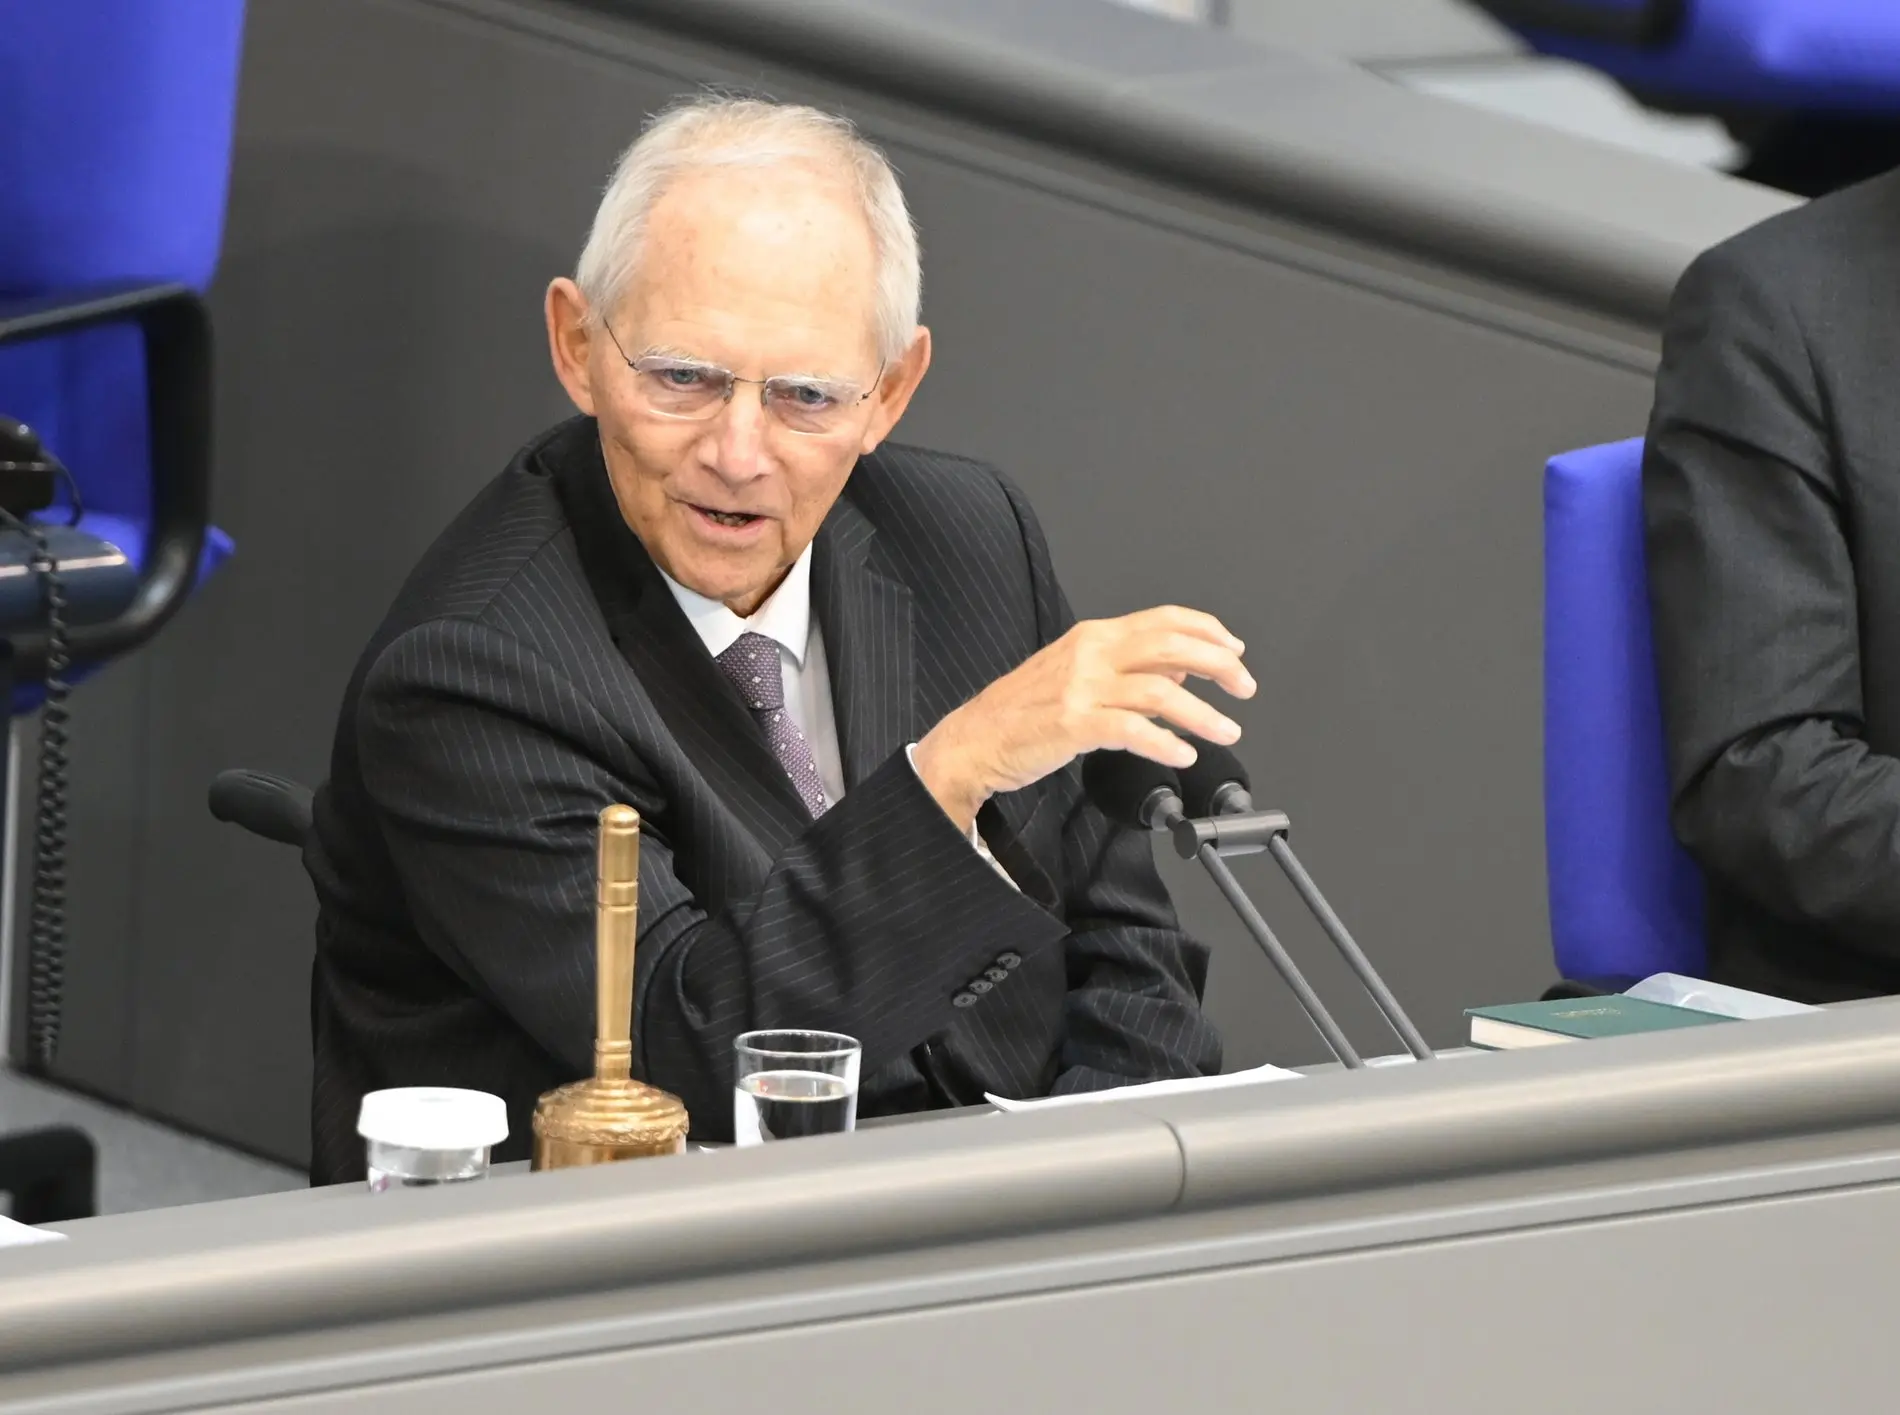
[703, 386, 772, 483]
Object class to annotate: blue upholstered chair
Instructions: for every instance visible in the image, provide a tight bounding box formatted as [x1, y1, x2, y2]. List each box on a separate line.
[1474, 1, 1900, 193]
[0, 1, 246, 1221]
[1482, 1, 1900, 112]
[0, 1, 245, 709]
[1544, 438, 1707, 989]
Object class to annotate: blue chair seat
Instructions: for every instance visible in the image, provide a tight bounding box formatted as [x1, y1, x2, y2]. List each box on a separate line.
[1545, 438, 1706, 983]
[1501, 1, 1900, 114]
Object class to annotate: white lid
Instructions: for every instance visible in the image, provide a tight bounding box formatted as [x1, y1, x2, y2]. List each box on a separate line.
[357, 1088, 508, 1150]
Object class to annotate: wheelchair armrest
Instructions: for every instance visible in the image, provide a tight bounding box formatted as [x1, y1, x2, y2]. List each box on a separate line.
[0, 282, 210, 675]
[208, 769, 315, 849]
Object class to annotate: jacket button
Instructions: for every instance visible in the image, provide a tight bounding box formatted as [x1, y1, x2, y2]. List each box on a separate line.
[967, 977, 993, 995]
[996, 952, 1023, 970]
[952, 991, 979, 1008]
[985, 967, 1009, 984]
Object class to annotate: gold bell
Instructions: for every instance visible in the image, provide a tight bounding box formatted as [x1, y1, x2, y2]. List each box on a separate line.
[531, 805, 691, 1169]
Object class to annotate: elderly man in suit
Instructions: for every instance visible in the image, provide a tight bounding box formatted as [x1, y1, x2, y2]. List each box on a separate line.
[305, 96, 1250, 1181]
[1647, 169, 1900, 1005]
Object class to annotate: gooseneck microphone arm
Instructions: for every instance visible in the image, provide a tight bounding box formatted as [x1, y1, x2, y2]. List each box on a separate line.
[1083, 755, 1363, 1069]
[1178, 745, 1434, 1062]
[1263, 832, 1432, 1060]
[1188, 820, 1364, 1069]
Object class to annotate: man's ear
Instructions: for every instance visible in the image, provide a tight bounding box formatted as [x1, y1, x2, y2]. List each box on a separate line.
[546, 278, 599, 416]
[859, 326, 932, 455]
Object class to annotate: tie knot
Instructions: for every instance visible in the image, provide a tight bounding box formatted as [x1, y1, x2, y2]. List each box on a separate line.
[716, 632, 786, 711]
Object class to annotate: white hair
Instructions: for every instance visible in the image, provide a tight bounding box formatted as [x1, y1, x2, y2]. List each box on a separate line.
[575, 95, 921, 364]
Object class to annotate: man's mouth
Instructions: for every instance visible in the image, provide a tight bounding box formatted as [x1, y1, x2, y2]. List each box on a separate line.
[691, 504, 763, 529]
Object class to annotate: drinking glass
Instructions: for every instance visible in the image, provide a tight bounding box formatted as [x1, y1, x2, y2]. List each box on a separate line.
[733, 1030, 861, 1145]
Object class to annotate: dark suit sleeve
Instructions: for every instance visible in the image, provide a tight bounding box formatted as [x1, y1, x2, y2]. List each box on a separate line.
[354, 617, 1066, 1136]
[994, 476, 1224, 1088]
[1645, 243, 1900, 957]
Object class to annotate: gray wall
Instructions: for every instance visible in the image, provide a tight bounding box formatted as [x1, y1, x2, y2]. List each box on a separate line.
[28, 0, 1788, 1166]
[1226, 0, 1517, 60]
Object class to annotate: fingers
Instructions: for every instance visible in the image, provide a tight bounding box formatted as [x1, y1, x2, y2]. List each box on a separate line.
[973, 608, 1253, 797]
[1087, 615, 1254, 701]
[1106, 674, 1241, 745]
[1095, 711, 1197, 770]
[1122, 631, 1255, 700]
[1124, 604, 1244, 653]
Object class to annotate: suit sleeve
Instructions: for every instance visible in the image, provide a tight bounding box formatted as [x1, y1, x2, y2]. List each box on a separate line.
[1645, 242, 1900, 957]
[994, 476, 1225, 1088]
[355, 618, 1066, 1138]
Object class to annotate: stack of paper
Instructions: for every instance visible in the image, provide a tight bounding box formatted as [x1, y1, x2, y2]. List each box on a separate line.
[1624, 972, 1817, 1020]
[985, 1061, 1302, 1112]
[0, 1214, 65, 1249]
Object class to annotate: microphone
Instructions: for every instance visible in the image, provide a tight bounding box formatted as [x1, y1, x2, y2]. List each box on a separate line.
[1175, 739, 1433, 1062]
[1084, 749, 1362, 1069]
[1177, 738, 1254, 818]
[1080, 750, 1185, 833]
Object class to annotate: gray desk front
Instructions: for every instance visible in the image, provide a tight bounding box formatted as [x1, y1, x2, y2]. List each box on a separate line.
[7, 1000, 1900, 1414]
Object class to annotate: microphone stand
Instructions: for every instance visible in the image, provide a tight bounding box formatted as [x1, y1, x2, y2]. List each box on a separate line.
[1141, 788, 1363, 1069]
[1170, 801, 1434, 1062]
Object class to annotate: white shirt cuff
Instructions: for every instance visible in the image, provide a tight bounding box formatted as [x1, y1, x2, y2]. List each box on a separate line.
[905, 742, 1018, 891]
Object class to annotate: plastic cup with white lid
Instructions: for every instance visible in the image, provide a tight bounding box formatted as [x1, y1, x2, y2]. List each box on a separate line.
[357, 1087, 509, 1192]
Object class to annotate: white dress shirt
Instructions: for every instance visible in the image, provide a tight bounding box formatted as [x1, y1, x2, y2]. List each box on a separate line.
[658, 548, 1013, 885]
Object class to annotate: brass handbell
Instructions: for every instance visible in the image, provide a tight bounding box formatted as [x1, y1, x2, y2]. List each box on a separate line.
[531, 804, 690, 1169]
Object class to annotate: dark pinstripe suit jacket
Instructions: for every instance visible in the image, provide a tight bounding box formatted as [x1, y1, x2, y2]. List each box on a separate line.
[305, 417, 1221, 1181]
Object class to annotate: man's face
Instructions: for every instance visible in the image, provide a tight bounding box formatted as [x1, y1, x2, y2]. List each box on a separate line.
[546, 166, 930, 616]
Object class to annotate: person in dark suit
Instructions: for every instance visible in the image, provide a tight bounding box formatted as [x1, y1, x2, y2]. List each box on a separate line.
[1645, 169, 1900, 1004]
[304, 97, 1249, 1181]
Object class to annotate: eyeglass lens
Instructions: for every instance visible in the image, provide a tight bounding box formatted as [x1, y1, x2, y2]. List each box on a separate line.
[634, 359, 866, 436]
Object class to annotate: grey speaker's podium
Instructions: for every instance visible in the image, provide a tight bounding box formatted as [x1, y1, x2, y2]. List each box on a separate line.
[6, 1003, 1900, 1414]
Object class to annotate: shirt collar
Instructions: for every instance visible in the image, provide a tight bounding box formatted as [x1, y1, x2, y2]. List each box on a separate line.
[657, 544, 814, 667]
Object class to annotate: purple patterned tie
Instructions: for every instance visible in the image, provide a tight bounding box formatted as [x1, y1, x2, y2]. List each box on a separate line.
[715, 632, 831, 818]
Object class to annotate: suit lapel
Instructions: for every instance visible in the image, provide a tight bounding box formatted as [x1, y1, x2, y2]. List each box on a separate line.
[812, 495, 914, 790]
[550, 426, 811, 848]
[812, 478, 1048, 897]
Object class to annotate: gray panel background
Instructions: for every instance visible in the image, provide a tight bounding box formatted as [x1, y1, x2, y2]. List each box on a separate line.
[21, 0, 1755, 1167]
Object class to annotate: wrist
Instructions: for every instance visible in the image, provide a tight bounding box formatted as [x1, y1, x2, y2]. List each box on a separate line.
[913, 721, 989, 834]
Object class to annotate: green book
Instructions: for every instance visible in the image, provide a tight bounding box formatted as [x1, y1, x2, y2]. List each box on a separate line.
[1465, 995, 1733, 1050]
